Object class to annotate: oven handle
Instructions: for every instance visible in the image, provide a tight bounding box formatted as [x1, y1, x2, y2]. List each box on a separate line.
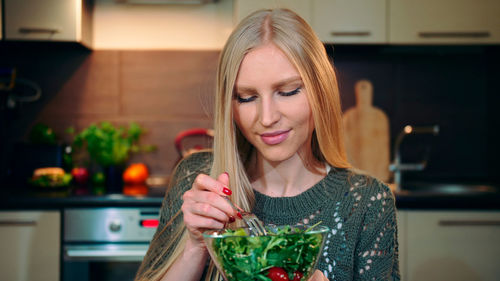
[65, 248, 148, 261]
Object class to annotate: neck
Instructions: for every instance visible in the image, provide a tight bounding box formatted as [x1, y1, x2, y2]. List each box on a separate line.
[249, 152, 326, 197]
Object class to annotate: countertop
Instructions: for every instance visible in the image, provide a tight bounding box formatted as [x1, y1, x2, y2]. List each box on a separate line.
[1, 183, 499, 210]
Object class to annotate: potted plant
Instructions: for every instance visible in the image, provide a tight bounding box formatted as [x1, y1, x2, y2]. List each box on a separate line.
[67, 121, 155, 193]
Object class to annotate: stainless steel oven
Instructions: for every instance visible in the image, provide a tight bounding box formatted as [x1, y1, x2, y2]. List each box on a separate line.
[63, 208, 159, 281]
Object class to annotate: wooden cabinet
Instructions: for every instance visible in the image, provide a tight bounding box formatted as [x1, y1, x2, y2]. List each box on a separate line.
[398, 210, 500, 281]
[234, 0, 500, 45]
[0, 211, 60, 281]
[389, 0, 500, 44]
[311, 0, 386, 44]
[396, 211, 407, 280]
[3, 0, 92, 47]
[234, 0, 311, 24]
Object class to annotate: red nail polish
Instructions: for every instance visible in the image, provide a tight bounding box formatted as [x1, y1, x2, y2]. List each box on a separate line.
[223, 187, 232, 195]
[229, 216, 235, 223]
[237, 212, 243, 219]
[224, 172, 229, 178]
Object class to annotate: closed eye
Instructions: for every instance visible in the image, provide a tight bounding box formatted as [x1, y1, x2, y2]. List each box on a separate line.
[279, 87, 301, 97]
[236, 95, 257, 103]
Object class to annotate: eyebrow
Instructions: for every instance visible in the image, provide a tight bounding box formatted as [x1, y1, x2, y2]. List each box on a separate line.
[235, 76, 303, 93]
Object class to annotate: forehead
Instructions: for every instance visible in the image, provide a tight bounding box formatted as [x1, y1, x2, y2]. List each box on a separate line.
[235, 43, 301, 87]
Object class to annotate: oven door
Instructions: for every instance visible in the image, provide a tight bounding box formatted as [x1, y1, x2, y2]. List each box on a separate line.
[63, 244, 149, 281]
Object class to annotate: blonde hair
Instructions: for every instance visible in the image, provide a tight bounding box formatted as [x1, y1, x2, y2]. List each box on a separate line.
[135, 8, 349, 281]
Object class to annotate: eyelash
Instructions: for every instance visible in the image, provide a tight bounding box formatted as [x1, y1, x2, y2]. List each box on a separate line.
[236, 87, 302, 103]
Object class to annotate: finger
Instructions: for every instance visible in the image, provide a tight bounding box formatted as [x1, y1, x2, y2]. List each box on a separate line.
[193, 173, 232, 196]
[188, 201, 231, 223]
[217, 172, 230, 188]
[183, 212, 225, 230]
[182, 190, 235, 221]
[308, 270, 327, 281]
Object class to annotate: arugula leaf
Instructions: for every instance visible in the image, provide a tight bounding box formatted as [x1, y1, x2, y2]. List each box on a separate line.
[211, 225, 324, 281]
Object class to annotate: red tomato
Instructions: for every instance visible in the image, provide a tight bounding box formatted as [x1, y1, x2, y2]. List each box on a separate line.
[267, 267, 290, 281]
[292, 271, 304, 281]
[71, 167, 89, 185]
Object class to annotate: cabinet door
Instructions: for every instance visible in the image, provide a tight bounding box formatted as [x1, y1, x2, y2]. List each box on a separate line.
[234, 0, 311, 25]
[406, 211, 500, 281]
[312, 0, 386, 44]
[0, 211, 60, 281]
[4, 0, 80, 41]
[396, 211, 407, 281]
[389, 0, 500, 44]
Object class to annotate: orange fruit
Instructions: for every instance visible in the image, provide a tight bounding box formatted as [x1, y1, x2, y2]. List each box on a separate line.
[123, 163, 149, 184]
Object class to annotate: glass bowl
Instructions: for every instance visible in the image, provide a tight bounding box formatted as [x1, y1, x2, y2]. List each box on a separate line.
[202, 224, 329, 281]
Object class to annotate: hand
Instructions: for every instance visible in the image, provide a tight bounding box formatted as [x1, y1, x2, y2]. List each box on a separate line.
[308, 270, 328, 281]
[181, 172, 236, 247]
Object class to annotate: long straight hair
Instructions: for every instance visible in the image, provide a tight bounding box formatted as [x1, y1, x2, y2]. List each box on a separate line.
[135, 8, 349, 281]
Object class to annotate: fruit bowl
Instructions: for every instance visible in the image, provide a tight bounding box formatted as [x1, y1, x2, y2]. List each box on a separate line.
[203, 224, 329, 281]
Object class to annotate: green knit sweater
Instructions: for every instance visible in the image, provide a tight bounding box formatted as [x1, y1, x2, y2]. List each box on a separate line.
[139, 152, 400, 281]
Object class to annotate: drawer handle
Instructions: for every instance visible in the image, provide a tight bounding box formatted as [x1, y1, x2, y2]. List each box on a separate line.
[0, 220, 37, 226]
[19, 27, 60, 34]
[418, 31, 490, 38]
[439, 220, 500, 226]
[330, 31, 371, 37]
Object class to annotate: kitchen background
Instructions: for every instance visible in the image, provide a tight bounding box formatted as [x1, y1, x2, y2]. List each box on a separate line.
[1, 1, 500, 281]
[1, 0, 499, 185]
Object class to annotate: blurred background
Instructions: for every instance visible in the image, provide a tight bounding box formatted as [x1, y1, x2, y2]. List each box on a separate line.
[0, 1, 499, 281]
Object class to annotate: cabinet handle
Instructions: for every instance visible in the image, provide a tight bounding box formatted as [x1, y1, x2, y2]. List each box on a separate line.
[330, 31, 371, 37]
[0, 220, 37, 226]
[18, 27, 60, 34]
[418, 31, 490, 38]
[439, 220, 500, 226]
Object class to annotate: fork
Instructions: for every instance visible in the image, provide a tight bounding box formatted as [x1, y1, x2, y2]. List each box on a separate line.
[223, 196, 267, 236]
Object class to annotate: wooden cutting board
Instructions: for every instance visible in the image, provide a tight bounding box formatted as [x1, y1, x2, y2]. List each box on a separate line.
[342, 80, 391, 182]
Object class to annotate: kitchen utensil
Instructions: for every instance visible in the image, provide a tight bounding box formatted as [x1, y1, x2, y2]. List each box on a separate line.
[222, 196, 267, 236]
[203, 224, 329, 281]
[174, 128, 214, 158]
[342, 80, 391, 182]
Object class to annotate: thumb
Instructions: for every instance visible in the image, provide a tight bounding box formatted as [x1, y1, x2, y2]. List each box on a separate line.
[217, 172, 230, 190]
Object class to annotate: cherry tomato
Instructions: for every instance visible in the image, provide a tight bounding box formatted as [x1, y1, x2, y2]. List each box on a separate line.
[292, 270, 304, 281]
[267, 267, 290, 281]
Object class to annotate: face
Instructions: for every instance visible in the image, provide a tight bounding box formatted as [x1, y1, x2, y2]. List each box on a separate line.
[232, 43, 315, 164]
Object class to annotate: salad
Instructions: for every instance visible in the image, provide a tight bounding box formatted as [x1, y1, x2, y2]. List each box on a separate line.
[208, 224, 326, 281]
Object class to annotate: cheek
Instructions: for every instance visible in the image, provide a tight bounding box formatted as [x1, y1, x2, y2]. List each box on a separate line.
[232, 103, 252, 134]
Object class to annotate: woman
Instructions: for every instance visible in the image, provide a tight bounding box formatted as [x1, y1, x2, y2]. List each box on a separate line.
[136, 8, 399, 281]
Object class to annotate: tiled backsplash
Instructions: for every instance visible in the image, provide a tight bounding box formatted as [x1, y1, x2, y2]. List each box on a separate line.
[1, 43, 499, 184]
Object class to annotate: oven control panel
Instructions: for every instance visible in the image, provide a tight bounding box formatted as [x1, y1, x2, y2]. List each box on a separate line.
[64, 208, 160, 242]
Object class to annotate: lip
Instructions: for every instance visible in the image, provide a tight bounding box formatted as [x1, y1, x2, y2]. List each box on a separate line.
[260, 130, 290, 145]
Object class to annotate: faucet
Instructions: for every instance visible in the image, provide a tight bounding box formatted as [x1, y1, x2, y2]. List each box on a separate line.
[389, 125, 440, 192]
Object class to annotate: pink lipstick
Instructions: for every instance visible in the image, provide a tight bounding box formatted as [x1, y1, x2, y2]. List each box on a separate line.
[260, 130, 290, 145]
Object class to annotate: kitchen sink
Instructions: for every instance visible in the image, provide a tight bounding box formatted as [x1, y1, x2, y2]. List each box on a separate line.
[400, 182, 499, 195]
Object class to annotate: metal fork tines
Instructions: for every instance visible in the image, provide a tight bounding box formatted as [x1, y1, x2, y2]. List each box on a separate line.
[223, 196, 267, 236]
[240, 211, 267, 236]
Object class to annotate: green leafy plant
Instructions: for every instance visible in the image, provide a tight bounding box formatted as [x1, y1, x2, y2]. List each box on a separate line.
[67, 121, 156, 167]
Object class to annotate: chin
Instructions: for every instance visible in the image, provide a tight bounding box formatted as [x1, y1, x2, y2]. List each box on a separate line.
[258, 147, 297, 163]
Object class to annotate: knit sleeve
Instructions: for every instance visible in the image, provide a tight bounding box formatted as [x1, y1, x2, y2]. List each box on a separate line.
[135, 152, 213, 280]
[354, 180, 400, 281]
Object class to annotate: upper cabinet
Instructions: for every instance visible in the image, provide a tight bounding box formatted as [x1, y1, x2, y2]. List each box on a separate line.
[3, 0, 92, 47]
[312, 0, 386, 44]
[389, 0, 500, 44]
[234, 0, 500, 45]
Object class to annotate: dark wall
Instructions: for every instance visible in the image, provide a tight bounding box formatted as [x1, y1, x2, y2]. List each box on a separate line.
[330, 45, 500, 184]
[1, 42, 498, 184]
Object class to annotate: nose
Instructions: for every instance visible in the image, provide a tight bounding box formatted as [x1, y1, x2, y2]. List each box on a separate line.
[259, 96, 280, 127]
